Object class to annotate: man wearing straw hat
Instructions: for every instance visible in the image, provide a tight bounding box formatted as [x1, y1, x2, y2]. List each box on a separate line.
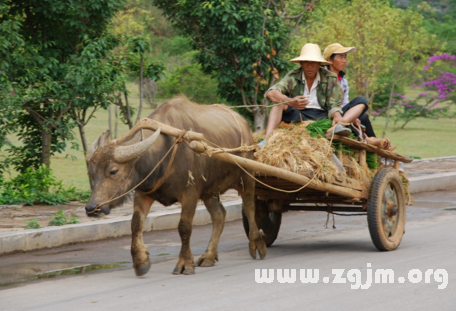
[323, 42, 390, 149]
[261, 43, 367, 145]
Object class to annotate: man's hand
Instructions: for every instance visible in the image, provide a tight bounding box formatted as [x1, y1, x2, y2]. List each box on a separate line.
[353, 118, 361, 127]
[289, 96, 309, 110]
[332, 112, 343, 126]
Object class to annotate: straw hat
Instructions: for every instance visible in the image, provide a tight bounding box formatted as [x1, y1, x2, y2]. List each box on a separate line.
[290, 43, 331, 65]
[323, 43, 355, 61]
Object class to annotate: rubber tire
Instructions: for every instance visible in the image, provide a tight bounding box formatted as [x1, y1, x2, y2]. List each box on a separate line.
[242, 199, 282, 247]
[367, 168, 406, 251]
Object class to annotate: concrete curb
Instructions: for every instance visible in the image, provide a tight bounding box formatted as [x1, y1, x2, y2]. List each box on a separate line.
[407, 155, 456, 162]
[408, 172, 456, 194]
[1, 166, 455, 255]
[0, 200, 242, 255]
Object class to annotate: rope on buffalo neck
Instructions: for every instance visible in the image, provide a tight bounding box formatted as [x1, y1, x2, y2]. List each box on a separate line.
[89, 130, 187, 213]
[143, 131, 187, 194]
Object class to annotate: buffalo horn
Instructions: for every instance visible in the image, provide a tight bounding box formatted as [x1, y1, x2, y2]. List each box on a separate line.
[114, 128, 161, 163]
[86, 130, 110, 162]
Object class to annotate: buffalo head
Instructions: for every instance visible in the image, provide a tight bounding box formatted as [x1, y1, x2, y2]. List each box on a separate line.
[85, 128, 161, 216]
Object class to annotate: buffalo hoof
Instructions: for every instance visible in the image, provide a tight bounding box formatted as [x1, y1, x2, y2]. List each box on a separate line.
[134, 261, 151, 277]
[197, 258, 216, 267]
[249, 239, 267, 260]
[172, 265, 195, 275]
[196, 252, 218, 267]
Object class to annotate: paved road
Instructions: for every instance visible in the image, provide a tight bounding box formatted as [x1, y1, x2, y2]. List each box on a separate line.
[1, 190, 455, 311]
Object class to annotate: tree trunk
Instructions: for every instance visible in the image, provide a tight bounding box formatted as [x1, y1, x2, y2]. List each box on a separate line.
[41, 128, 51, 168]
[76, 121, 92, 190]
[108, 104, 112, 140]
[114, 105, 118, 139]
[77, 121, 88, 158]
[382, 82, 396, 138]
[135, 56, 144, 125]
[123, 83, 133, 129]
[253, 105, 267, 132]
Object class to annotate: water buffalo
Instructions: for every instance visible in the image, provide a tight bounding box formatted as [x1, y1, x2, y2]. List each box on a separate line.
[85, 96, 267, 276]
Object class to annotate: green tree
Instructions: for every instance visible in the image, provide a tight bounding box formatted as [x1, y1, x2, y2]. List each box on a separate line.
[303, 0, 440, 106]
[0, 0, 125, 172]
[157, 62, 222, 104]
[67, 33, 127, 158]
[152, 0, 316, 131]
[402, 0, 456, 55]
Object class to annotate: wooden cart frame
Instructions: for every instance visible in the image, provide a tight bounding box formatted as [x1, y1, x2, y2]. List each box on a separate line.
[191, 134, 412, 252]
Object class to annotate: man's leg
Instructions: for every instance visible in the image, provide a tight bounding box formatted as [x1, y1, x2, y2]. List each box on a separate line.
[359, 113, 376, 137]
[341, 96, 368, 124]
[265, 104, 288, 138]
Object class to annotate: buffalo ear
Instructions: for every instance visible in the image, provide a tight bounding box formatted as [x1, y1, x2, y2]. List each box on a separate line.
[86, 130, 110, 162]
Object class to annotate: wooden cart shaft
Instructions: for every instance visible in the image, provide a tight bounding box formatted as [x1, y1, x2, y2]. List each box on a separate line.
[126, 119, 412, 204]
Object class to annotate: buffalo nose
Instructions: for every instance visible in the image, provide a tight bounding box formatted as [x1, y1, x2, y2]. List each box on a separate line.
[85, 204, 99, 217]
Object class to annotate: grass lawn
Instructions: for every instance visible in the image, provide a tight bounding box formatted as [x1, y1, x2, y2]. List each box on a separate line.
[371, 115, 456, 159]
[371, 87, 456, 159]
[2, 85, 456, 190]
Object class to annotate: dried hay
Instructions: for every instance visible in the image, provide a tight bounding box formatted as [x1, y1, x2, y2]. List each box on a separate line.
[254, 122, 378, 184]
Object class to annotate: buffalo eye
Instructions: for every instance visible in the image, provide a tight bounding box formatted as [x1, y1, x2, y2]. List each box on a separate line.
[110, 168, 119, 176]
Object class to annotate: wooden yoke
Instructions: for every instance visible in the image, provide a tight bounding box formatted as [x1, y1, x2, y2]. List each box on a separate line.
[112, 118, 205, 145]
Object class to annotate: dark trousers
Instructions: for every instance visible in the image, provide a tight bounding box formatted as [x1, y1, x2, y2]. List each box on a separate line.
[281, 107, 327, 123]
[342, 96, 376, 137]
[282, 96, 370, 128]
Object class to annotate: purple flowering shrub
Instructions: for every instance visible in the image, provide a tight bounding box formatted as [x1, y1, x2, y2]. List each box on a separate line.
[387, 93, 448, 129]
[423, 53, 456, 103]
[373, 54, 454, 130]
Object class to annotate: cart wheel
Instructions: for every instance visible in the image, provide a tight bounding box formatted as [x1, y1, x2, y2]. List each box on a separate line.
[367, 168, 406, 251]
[242, 199, 282, 247]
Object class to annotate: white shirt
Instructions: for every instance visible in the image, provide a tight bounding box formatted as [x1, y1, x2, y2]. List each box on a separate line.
[302, 71, 323, 110]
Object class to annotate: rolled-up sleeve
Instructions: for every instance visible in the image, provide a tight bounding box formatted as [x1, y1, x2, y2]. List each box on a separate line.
[264, 73, 293, 98]
[327, 82, 344, 119]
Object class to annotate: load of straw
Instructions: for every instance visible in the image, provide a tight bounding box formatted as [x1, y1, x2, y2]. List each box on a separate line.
[253, 121, 378, 185]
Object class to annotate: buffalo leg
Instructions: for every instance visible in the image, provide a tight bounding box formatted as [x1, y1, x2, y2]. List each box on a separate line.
[196, 198, 226, 267]
[173, 191, 198, 275]
[237, 175, 267, 259]
[131, 191, 154, 277]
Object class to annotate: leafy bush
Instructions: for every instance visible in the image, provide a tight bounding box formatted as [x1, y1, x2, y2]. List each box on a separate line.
[0, 165, 91, 205]
[166, 36, 192, 56]
[24, 219, 43, 229]
[157, 63, 222, 104]
[372, 76, 405, 111]
[48, 210, 79, 226]
[391, 93, 449, 130]
[59, 187, 92, 203]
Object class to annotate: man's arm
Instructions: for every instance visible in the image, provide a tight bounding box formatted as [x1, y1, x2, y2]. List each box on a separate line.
[266, 89, 309, 110]
[326, 77, 344, 121]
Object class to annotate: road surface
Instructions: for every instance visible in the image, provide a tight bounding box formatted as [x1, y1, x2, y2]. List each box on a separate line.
[0, 190, 455, 311]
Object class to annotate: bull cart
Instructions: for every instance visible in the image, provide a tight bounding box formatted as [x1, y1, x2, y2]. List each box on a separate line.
[130, 119, 412, 252]
[190, 133, 413, 252]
